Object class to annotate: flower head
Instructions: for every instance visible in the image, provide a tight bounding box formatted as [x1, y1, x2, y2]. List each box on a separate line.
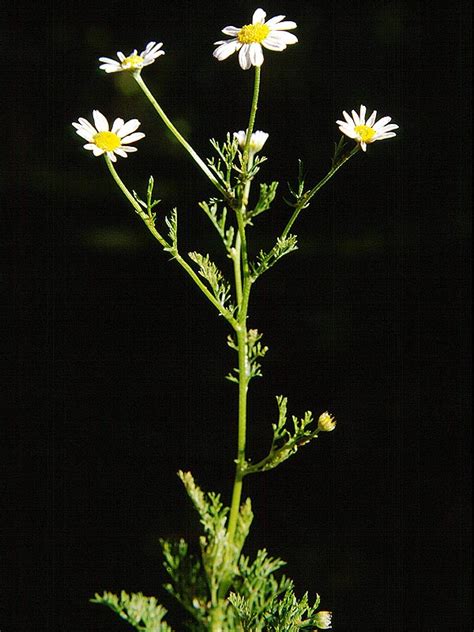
[72, 110, 145, 161]
[214, 8, 297, 70]
[99, 41, 164, 73]
[318, 412, 336, 432]
[234, 129, 269, 154]
[314, 610, 333, 629]
[337, 105, 398, 152]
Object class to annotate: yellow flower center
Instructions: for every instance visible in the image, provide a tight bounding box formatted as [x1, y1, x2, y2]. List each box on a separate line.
[93, 131, 121, 151]
[354, 125, 376, 143]
[121, 54, 144, 68]
[237, 23, 270, 44]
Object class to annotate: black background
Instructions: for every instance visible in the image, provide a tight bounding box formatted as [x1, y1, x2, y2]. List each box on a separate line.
[3, 1, 471, 630]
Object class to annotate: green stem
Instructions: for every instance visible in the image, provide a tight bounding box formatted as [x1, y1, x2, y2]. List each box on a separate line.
[282, 145, 360, 239]
[231, 233, 243, 307]
[242, 66, 261, 165]
[219, 67, 262, 599]
[104, 155, 238, 329]
[133, 72, 228, 198]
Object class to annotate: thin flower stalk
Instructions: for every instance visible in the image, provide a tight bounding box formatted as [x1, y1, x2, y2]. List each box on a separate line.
[132, 72, 229, 199]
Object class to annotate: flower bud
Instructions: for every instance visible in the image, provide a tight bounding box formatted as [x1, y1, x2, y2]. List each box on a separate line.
[233, 129, 269, 154]
[314, 610, 332, 629]
[318, 412, 336, 432]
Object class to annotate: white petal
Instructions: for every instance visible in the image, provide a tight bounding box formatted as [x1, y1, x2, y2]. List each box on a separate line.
[98, 57, 121, 65]
[107, 151, 117, 162]
[142, 41, 162, 55]
[77, 117, 97, 134]
[366, 110, 377, 127]
[342, 111, 354, 126]
[213, 40, 239, 61]
[351, 109, 361, 126]
[270, 30, 298, 44]
[117, 52, 125, 61]
[93, 110, 109, 132]
[265, 15, 286, 26]
[92, 146, 104, 156]
[83, 143, 97, 151]
[252, 8, 267, 24]
[360, 142, 367, 151]
[120, 132, 145, 144]
[239, 44, 252, 70]
[121, 146, 138, 152]
[378, 123, 399, 133]
[116, 119, 140, 138]
[249, 43, 264, 66]
[233, 131, 246, 147]
[261, 34, 287, 51]
[372, 116, 392, 130]
[373, 132, 397, 140]
[222, 26, 240, 36]
[359, 105, 367, 124]
[99, 64, 122, 73]
[269, 20, 297, 31]
[114, 148, 128, 158]
[111, 118, 125, 134]
[75, 128, 94, 142]
[338, 126, 357, 138]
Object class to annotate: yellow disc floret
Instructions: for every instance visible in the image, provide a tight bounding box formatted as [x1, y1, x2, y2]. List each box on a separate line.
[237, 23, 271, 44]
[93, 131, 121, 151]
[354, 125, 376, 143]
[121, 54, 144, 69]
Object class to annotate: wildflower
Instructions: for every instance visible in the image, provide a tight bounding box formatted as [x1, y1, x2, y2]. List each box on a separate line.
[72, 110, 145, 161]
[234, 129, 269, 154]
[336, 105, 398, 152]
[314, 610, 333, 629]
[99, 41, 164, 73]
[213, 8, 297, 70]
[318, 412, 336, 432]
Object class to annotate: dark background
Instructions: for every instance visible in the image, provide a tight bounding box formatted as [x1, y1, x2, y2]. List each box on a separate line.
[3, 1, 471, 630]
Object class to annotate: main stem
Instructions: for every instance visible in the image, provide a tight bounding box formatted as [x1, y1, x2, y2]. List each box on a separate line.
[219, 68, 261, 599]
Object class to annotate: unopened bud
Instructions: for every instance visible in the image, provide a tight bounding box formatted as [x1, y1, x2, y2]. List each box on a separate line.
[314, 610, 332, 629]
[318, 412, 336, 432]
[233, 129, 269, 154]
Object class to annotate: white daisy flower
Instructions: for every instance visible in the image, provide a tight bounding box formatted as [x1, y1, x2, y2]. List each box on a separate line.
[213, 8, 297, 70]
[98, 41, 165, 73]
[234, 129, 269, 154]
[72, 110, 145, 162]
[336, 105, 399, 152]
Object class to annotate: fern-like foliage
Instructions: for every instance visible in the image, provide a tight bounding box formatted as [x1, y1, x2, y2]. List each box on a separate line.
[187, 252, 233, 310]
[250, 234, 298, 280]
[161, 538, 209, 626]
[225, 329, 268, 384]
[228, 549, 325, 631]
[133, 175, 161, 223]
[91, 591, 174, 632]
[207, 134, 239, 190]
[163, 208, 178, 255]
[178, 471, 253, 604]
[199, 198, 235, 252]
[246, 181, 279, 222]
[245, 396, 320, 474]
